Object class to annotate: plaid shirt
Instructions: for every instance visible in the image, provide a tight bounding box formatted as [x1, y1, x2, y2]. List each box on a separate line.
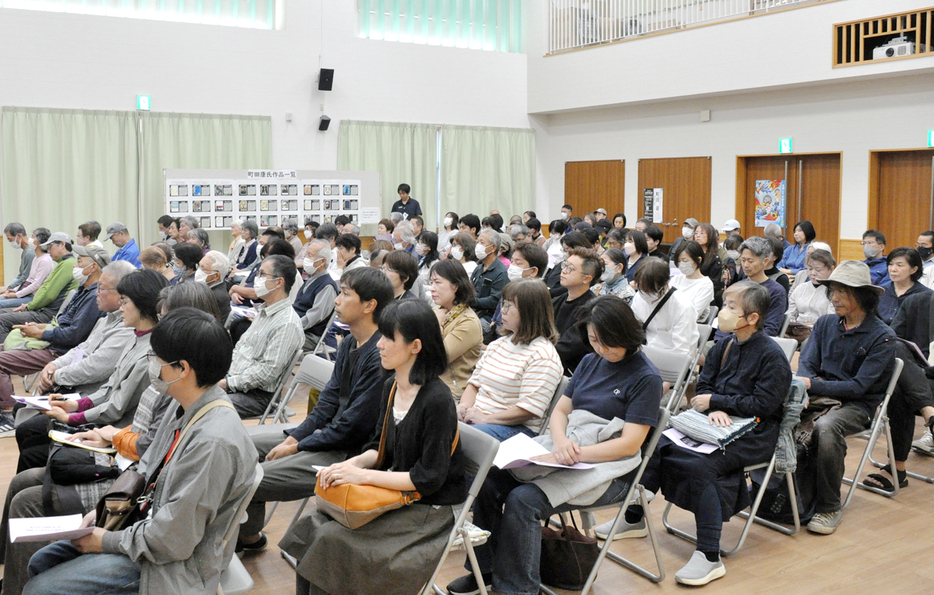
[226, 297, 303, 393]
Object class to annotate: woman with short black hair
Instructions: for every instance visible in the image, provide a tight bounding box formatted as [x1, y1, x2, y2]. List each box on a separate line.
[430, 259, 482, 401]
[281, 299, 467, 595]
[779, 220, 817, 275]
[623, 229, 650, 283]
[877, 246, 930, 325]
[382, 249, 419, 300]
[171, 242, 203, 286]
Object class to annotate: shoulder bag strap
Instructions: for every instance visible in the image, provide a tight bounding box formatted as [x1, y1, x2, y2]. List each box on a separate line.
[720, 336, 735, 369]
[374, 382, 397, 469]
[642, 287, 677, 331]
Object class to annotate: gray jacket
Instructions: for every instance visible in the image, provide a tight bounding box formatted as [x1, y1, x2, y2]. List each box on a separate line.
[510, 409, 641, 507]
[101, 386, 258, 595]
[82, 332, 151, 427]
[51, 311, 134, 393]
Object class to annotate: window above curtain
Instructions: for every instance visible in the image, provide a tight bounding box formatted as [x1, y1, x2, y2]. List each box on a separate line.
[0, 0, 276, 30]
[357, 0, 522, 53]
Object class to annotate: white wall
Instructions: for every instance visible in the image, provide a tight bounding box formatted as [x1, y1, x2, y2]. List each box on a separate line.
[527, 0, 934, 114]
[533, 71, 934, 239]
[0, 1, 529, 178]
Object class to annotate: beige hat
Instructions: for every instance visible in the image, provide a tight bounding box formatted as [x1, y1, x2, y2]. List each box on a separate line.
[817, 260, 884, 295]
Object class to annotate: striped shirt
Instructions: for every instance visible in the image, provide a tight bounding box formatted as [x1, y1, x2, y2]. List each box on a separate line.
[467, 335, 563, 433]
[227, 297, 303, 393]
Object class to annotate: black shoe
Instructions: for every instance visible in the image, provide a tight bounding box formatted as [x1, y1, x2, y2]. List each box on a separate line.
[446, 572, 492, 595]
[235, 532, 267, 555]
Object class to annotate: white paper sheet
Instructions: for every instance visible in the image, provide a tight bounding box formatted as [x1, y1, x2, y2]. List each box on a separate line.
[9, 514, 94, 543]
[13, 393, 80, 411]
[663, 427, 719, 454]
[492, 433, 594, 470]
[115, 453, 135, 471]
[48, 430, 117, 454]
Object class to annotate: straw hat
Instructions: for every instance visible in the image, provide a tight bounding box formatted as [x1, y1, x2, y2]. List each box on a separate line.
[816, 260, 884, 295]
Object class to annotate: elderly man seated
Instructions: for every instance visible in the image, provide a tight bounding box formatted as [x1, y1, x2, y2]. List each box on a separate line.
[219, 254, 304, 417]
[295, 240, 339, 351]
[196, 250, 232, 321]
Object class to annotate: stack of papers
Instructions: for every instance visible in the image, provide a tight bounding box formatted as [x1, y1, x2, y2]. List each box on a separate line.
[13, 393, 80, 411]
[49, 430, 117, 454]
[492, 434, 594, 470]
[9, 514, 94, 543]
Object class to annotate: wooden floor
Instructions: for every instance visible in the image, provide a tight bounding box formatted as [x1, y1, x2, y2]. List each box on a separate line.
[2, 379, 933, 594]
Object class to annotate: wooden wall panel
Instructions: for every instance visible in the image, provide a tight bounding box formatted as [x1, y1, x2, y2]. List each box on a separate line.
[564, 160, 625, 221]
[637, 156, 711, 244]
[871, 150, 934, 250]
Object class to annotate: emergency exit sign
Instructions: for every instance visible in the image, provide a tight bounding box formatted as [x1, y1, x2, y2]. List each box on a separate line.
[137, 95, 152, 111]
[779, 138, 793, 154]
[928, 130, 934, 148]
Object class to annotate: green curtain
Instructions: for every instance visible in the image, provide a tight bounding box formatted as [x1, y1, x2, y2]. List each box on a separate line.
[337, 120, 439, 230]
[1, 107, 138, 282]
[440, 124, 535, 221]
[138, 112, 272, 247]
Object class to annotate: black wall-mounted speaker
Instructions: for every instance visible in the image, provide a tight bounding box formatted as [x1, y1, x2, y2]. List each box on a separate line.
[318, 68, 334, 91]
[319, 116, 331, 131]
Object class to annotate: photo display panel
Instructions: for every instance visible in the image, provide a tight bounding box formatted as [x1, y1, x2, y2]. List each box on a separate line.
[165, 171, 369, 230]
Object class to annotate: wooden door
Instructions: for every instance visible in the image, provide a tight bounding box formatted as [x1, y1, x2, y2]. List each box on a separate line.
[564, 160, 625, 221]
[637, 157, 711, 243]
[736, 154, 840, 254]
[870, 150, 934, 251]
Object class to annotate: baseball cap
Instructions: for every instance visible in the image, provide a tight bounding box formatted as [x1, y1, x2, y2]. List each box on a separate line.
[723, 219, 741, 232]
[684, 218, 700, 229]
[594, 208, 608, 216]
[39, 232, 72, 249]
[73, 243, 111, 269]
[104, 222, 129, 241]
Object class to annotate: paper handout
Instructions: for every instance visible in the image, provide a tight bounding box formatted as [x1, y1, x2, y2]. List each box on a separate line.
[9, 514, 94, 543]
[13, 393, 80, 411]
[492, 433, 594, 470]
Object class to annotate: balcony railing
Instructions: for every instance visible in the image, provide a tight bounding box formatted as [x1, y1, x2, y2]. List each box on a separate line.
[548, 0, 831, 54]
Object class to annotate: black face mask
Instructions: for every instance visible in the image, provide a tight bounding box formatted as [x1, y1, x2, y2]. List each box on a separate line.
[919, 246, 933, 260]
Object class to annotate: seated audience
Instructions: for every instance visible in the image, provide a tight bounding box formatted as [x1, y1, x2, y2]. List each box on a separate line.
[786, 249, 836, 342]
[236, 267, 394, 554]
[447, 295, 663, 595]
[220, 255, 303, 417]
[392, 220, 417, 253]
[104, 222, 141, 268]
[457, 278, 563, 438]
[609, 282, 791, 586]
[725, 236, 787, 337]
[796, 261, 896, 535]
[791, 241, 833, 287]
[139, 246, 176, 284]
[0, 228, 52, 310]
[333, 233, 366, 280]
[631, 258, 699, 356]
[229, 239, 296, 313]
[196, 250, 232, 322]
[0, 244, 110, 408]
[170, 242, 202, 286]
[542, 219, 568, 253]
[415, 230, 441, 290]
[447, 232, 479, 277]
[486, 243, 549, 342]
[21, 307, 257, 595]
[375, 217, 395, 243]
[668, 217, 699, 265]
[283, 218, 303, 255]
[877, 247, 930, 325]
[598, 248, 635, 303]
[553, 247, 602, 375]
[764, 237, 791, 294]
[381, 249, 420, 301]
[15, 269, 168, 472]
[623, 229, 650, 283]
[295, 240, 340, 350]
[670, 240, 715, 322]
[644, 224, 666, 261]
[458, 213, 481, 239]
[4, 223, 36, 294]
[471, 229, 508, 332]
[74, 221, 103, 249]
[164, 217, 181, 247]
[187, 228, 211, 255]
[0, 233, 77, 344]
[544, 231, 590, 299]
[778, 220, 816, 275]
[231, 219, 260, 277]
[891, 290, 934, 461]
[226, 219, 245, 264]
[861, 229, 890, 286]
[694, 223, 725, 303]
[280, 299, 466, 595]
[430, 259, 483, 401]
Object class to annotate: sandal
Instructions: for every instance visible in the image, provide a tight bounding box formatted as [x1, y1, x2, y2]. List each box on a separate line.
[863, 469, 908, 493]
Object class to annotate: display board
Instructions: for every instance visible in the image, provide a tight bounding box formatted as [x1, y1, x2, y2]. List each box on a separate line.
[163, 169, 382, 231]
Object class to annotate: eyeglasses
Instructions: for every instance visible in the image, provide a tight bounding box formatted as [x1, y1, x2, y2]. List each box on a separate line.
[119, 296, 131, 306]
[859, 241, 878, 247]
[145, 350, 178, 366]
[98, 286, 118, 294]
[561, 264, 577, 274]
[501, 302, 516, 314]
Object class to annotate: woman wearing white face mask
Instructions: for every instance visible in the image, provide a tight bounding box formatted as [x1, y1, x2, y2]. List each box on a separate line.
[630, 259, 699, 356]
[598, 248, 635, 304]
[667, 217, 699, 267]
[415, 231, 441, 293]
[438, 212, 458, 253]
[447, 232, 478, 277]
[623, 230, 650, 284]
[670, 241, 716, 323]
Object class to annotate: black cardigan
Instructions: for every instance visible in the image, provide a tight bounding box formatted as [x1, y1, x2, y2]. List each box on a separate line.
[366, 376, 468, 506]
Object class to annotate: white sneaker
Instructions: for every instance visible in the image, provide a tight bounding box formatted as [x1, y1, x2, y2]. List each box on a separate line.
[912, 431, 934, 456]
[593, 517, 647, 541]
[806, 510, 843, 535]
[674, 551, 726, 586]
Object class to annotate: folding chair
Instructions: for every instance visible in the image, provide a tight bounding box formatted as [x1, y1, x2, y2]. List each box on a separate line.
[842, 358, 905, 503]
[662, 379, 808, 556]
[425, 423, 501, 595]
[772, 337, 798, 363]
[778, 312, 791, 337]
[539, 406, 670, 594]
[642, 345, 695, 414]
[680, 323, 712, 405]
[257, 349, 305, 425]
[307, 310, 337, 357]
[702, 305, 719, 325]
[538, 376, 571, 436]
[219, 463, 265, 595]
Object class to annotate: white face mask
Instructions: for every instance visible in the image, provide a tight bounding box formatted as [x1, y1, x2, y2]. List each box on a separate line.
[600, 268, 616, 282]
[443, 217, 453, 228]
[254, 275, 274, 298]
[148, 358, 181, 395]
[475, 244, 489, 260]
[639, 289, 663, 303]
[678, 262, 696, 276]
[682, 226, 693, 239]
[305, 227, 314, 237]
[72, 264, 90, 285]
[624, 242, 636, 256]
[414, 243, 427, 257]
[560, 212, 568, 220]
[194, 270, 209, 284]
[450, 246, 464, 261]
[726, 250, 741, 261]
[393, 242, 405, 251]
[303, 258, 319, 275]
[507, 264, 528, 282]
